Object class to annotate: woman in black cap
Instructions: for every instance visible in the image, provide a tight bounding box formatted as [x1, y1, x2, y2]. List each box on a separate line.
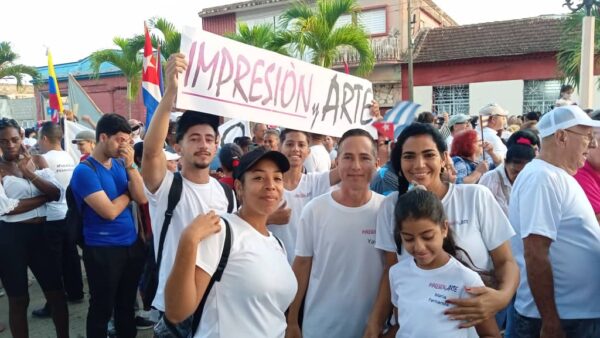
[162, 147, 297, 337]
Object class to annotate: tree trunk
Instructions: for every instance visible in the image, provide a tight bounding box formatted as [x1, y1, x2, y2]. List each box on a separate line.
[127, 81, 132, 120]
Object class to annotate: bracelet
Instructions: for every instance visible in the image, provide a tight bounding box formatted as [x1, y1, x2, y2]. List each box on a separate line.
[29, 175, 39, 183]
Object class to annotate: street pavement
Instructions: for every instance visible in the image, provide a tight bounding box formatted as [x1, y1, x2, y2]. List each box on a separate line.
[0, 276, 154, 338]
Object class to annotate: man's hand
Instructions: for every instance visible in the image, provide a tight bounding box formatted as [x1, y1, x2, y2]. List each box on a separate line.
[540, 320, 566, 338]
[164, 53, 188, 95]
[119, 143, 135, 168]
[369, 100, 382, 120]
[445, 286, 503, 328]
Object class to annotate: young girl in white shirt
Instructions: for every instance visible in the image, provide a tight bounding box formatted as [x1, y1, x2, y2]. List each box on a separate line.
[389, 189, 500, 338]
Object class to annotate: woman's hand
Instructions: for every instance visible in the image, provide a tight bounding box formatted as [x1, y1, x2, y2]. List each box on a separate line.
[444, 286, 505, 328]
[17, 144, 36, 178]
[181, 211, 222, 244]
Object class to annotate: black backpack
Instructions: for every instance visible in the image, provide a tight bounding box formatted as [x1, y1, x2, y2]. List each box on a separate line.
[141, 173, 236, 310]
[65, 159, 95, 246]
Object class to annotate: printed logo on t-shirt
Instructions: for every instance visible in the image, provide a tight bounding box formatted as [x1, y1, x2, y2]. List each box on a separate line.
[428, 282, 458, 307]
[294, 192, 312, 199]
[448, 219, 468, 227]
[362, 228, 376, 245]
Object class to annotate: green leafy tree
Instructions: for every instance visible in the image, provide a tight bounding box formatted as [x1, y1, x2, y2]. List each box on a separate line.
[557, 7, 600, 89]
[89, 37, 144, 118]
[279, 0, 374, 76]
[148, 17, 181, 59]
[226, 22, 289, 55]
[0, 41, 39, 88]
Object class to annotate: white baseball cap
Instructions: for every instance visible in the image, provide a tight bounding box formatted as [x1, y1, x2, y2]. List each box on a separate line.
[537, 105, 600, 138]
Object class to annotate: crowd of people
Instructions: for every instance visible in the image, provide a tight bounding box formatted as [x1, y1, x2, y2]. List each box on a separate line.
[1, 54, 599, 338]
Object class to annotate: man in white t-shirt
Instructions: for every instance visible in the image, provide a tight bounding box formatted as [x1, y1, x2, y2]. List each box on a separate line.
[479, 103, 508, 159]
[304, 133, 331, 172]
[32, 122, 83, 318]
[287, 129, 385, 338]
[509, 105, 600, 337]
[142, 54, 230, 322]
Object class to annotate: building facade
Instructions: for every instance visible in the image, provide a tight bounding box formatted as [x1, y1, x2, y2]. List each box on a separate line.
[199, 0, 456, 109]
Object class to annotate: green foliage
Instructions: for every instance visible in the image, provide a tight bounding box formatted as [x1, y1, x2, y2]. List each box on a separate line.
[279, 0, 374, 76]
[226, 22, 289, 55]
[0, 41, 40, 87]
[557, 7, 600, 89]
[148, 17, 181, 59]
[89, 37, 144, 102]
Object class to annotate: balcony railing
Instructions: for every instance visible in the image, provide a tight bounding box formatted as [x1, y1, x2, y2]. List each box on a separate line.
[332, 36, 403, 66]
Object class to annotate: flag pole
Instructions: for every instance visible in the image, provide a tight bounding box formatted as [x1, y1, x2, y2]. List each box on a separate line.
[479, 115, 487, 162]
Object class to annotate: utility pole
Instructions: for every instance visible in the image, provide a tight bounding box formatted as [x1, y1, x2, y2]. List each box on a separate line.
[407, 0, 414, 101]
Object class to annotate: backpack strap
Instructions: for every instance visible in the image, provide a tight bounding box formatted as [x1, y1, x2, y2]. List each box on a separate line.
[274, 235, 284, 249]
[191, 216, 232, 332]
[77, 159, 97, 213]
[156, 172, 183, 273]
[218, 180, 235, 213]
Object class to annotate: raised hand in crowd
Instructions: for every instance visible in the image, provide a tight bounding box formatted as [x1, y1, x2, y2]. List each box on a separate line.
[369, 100, 381, 121]
[266, 201, 292, 225]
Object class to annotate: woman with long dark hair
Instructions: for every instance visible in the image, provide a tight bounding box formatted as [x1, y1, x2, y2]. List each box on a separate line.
[364, 123, 518, 337]
[0, 118, 68, 338]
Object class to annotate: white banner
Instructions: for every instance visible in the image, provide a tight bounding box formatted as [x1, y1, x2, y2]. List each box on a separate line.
[177, 27, 374, 137]
[64, 119, 93, 162]
[218, 118, 251, 146]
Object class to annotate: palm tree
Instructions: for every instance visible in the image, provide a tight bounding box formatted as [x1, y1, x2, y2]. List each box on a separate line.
[278, 0, 374, 76]
[226, 22, 289, 55]
[0, 41, 39, 88]
[89, 37, 144, 118]
[557, 7, 600, 89]
[148, 17, 181, 59]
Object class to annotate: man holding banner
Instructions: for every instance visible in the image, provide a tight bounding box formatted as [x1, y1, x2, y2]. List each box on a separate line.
[141, 53, 231, 332]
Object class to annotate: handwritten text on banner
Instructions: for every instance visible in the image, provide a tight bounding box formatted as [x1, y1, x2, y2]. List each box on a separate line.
[176, 26, 374, 137]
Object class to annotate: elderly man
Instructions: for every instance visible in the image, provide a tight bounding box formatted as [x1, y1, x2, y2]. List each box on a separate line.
[446, 114, 471, 150]
[480, 103, 508, 159]
[509, 105, 600, 337]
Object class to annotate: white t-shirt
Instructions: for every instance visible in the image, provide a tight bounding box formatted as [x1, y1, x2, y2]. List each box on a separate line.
[194, 213, 297, 338]
[304, 144, 331, 173]
[376, 184, 515, 271]
[479, 164, 512, 217]
[145, 171, 229, 312]
[509, 159, 600, 319]
[390, 256, 484, 338]
[482, 127, 507, 159]
[267, 172, 331, 263]
[295, 191, 385, 338]
[329, 149, 338, 162]
[43, 150, 75, 221]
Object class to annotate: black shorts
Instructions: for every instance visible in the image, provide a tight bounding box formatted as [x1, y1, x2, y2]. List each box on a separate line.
[0, 220, 63, 297]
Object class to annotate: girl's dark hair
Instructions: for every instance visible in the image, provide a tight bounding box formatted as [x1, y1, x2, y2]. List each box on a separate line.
[0, 118, 21, 133]
[505, 130, 539, 164]
[395, 189, 454, 256]
[390, 123, 447, 195]
[394, 189, 480, 270]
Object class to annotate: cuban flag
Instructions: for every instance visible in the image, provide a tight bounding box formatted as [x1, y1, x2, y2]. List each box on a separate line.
[47, 49, 63, 124]
[142, 22, 162, 126]
[384, 100, 421, 139]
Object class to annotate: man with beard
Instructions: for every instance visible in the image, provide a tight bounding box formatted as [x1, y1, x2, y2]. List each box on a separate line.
[141, 53, 231, 332]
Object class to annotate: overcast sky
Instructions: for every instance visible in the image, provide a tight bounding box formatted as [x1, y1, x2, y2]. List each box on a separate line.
[2, 0, 570, 68]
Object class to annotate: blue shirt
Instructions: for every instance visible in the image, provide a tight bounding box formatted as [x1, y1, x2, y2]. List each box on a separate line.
[452, 156, 495, 184]
[70, 157, 136, 246]
[370, 162, 399, 196]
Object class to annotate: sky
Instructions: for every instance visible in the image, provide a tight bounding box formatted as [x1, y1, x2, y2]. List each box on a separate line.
[2, 0, 571, 69]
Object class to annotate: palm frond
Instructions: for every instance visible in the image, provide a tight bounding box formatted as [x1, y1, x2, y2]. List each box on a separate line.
[226, 22, 289, 56]
[149, 17, 181, 58]
[317, 0, 360, 31]
[0, 41, 18, 65]
[0, 65, 39, 87]
[279, 1, 315, 30]
[325, 26, 374, 75]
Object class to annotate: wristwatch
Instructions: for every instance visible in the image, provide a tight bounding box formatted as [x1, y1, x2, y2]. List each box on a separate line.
[127, 163, 138, 170]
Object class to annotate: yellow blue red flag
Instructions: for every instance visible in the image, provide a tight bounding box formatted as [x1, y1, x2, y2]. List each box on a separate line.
[47, 49, 63, 123]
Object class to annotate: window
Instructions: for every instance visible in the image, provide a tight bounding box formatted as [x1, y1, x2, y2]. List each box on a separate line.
[432, 85, 469, 115]
[523, 80, 561, 114]
[335, 7, 387, 35]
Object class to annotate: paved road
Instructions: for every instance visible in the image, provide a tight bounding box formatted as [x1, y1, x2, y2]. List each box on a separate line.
[0, 276, 154, 338]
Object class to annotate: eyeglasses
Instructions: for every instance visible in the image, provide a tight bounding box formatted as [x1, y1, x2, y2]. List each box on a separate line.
[564, 129, 597, 145]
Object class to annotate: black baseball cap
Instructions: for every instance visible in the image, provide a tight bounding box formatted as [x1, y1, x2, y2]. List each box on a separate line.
[233, 147, 290, 180]
[176, 110, 220, 142]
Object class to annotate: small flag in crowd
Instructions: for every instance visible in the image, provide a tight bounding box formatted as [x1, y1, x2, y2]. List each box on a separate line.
[47, 49, 63, 124]
[383, 100, 421, 139]
[372, 121, 395, 141]
[142, 22, 162, 126]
